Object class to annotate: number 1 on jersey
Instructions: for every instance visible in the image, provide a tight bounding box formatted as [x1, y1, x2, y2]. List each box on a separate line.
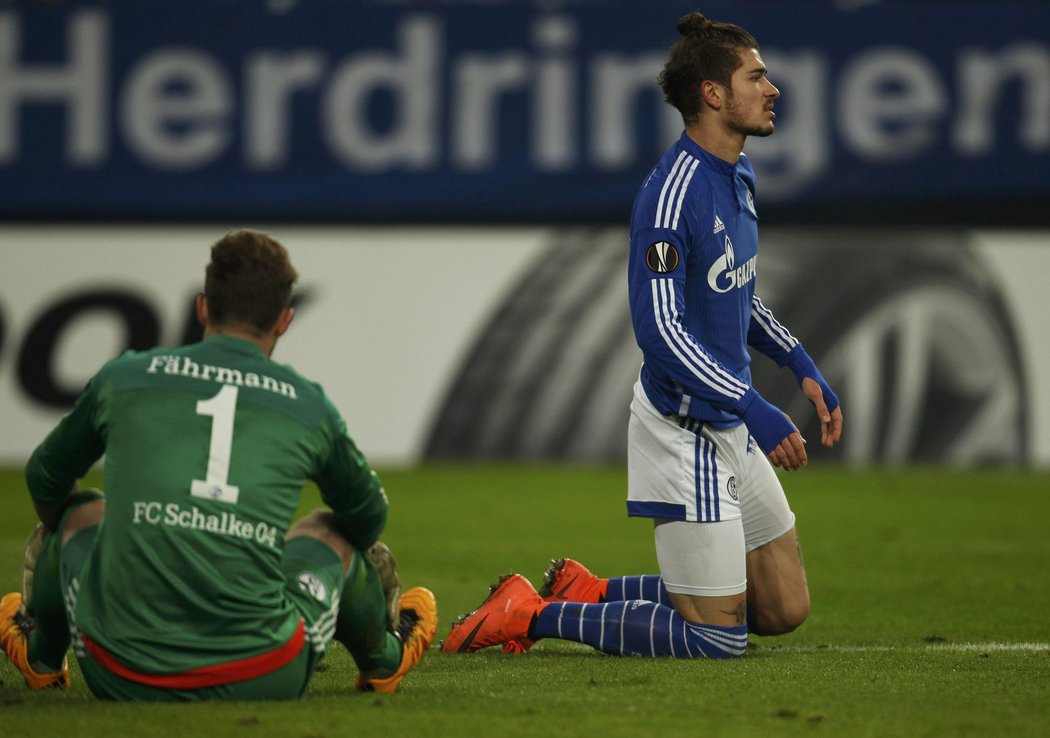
[190, 384, 241, 504]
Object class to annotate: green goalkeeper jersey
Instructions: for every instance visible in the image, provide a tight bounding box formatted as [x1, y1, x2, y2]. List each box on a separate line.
[25, 335, 388, 674]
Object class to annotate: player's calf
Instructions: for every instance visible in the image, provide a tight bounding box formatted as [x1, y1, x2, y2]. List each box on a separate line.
[20, 524, 46, 616]
[535, 599, 748, 659]
[365, 541, 402, 626]
[745, 527, 810, 635]
[747, 594, 809, 635]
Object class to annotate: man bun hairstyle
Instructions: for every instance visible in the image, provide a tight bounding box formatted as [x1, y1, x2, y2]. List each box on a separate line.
[205, 229, 298, 334]
[658, 11, 760, 125]
[676, 11, 714, 36]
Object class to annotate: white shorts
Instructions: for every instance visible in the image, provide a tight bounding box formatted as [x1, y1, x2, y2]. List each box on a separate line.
[655, 519, 747, 596]
[627, 380, 796, 593]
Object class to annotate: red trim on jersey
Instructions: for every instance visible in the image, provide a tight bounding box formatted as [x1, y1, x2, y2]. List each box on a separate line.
[82, 619, 306, 689]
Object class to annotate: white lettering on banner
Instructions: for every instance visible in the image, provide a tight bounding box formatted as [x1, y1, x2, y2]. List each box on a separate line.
[590, 51, 682, 168]
[145, 355, 297, 399]
[748, 44, 1050, 194]
[245, 51, 325, 169]
[838, 49, 947, 160]
[322, 17, 439, 170]
[129, 500, 279, 549]
[0, 10, 1046, 193]
[121, 50, 232, 170]
[953, 45, 1050, 155]
[452, 50, 529, 170]
[0, 11, 108, 165]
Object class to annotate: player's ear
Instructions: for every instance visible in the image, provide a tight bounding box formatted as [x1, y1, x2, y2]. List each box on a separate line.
[275, 307, 294, 338]
[195, 293, 208, 326]
[700, 80, 723, 110]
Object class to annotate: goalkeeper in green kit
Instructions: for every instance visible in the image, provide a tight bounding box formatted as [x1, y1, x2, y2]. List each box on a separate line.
[0, 230, 437, 700]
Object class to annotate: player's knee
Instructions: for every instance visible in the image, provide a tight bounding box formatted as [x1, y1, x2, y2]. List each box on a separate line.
[288, 509, 335, 536]
[287, 509, 353, 570]
[748, 595, 809, 636]
[60, 496, 105, 548]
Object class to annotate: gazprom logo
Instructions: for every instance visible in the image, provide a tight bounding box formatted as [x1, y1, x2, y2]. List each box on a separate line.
[707, 235, 757, 293]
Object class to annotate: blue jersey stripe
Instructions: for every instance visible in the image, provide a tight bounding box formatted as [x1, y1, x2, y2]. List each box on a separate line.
[695, 435, 706, 521]
[709, 439, 720, 520]
[626, 500, 687, 518]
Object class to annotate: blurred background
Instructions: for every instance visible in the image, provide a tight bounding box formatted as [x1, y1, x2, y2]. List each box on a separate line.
[1, 0, 1048, 468]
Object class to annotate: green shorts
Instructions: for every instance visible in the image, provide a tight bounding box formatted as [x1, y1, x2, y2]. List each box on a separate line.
[62, 525, 347, 702]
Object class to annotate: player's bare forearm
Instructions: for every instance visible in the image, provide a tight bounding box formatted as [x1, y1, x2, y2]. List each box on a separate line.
[801, 377, 843, 448]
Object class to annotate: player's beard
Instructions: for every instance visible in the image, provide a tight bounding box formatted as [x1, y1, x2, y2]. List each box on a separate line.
[725, 91, 775, 138]
[732, 120, 774, 138]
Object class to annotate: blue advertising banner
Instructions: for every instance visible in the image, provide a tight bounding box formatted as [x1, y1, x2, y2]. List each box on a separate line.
[0, 1, 1047, 223]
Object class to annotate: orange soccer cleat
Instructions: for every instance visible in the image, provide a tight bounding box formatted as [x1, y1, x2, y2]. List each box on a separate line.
[539, 558, 607, 604]
[500, 559, 609, 654]
[0, 592, 70, 690]
[441, 575, 545, 654]
[356, 587, 438, 693]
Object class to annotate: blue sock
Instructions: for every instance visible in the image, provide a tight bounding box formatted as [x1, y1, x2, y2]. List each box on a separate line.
[605, 575, 670, 606]
[534, 600, 747, 659]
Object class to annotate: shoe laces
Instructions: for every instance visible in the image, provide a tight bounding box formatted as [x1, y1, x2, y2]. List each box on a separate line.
[2, 608, 34, 646]
[395, 608, 421, 643]
[14, 609, 35, 637]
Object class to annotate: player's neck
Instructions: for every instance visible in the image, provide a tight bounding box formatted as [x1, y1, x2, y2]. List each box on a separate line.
[203, 323, 277, 357]
[684, 124, 744, 165]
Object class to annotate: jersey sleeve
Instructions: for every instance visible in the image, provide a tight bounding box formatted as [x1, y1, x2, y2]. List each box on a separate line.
[25, 373, 108, 505]
[748, 294, 840, 413]
[747, 294, 800, 367]
[312, 401, 388, 550]
[629, 224, 756, 417]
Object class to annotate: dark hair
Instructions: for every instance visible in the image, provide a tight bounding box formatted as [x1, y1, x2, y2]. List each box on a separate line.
[204, 229, 298, 333]
[658, 12, 760, 125]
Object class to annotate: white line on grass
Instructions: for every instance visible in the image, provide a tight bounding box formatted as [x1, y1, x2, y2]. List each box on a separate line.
[771, 642, 1050, 654]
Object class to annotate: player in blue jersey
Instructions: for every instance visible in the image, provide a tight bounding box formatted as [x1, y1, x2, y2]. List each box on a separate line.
[443, 11, 842, 659]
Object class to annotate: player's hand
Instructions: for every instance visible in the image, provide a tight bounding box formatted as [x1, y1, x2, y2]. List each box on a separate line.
[767, 428, 807, 471]
[802, 377, 843, 448]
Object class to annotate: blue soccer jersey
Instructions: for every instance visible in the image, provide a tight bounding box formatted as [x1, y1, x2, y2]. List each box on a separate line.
[629, 132, 800, 429]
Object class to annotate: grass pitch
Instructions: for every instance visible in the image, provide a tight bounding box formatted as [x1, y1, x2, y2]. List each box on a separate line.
[1, 464, 1049, 737]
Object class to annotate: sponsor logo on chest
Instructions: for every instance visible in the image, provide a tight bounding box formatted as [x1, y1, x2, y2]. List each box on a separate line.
[707, 226, 757, 294]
